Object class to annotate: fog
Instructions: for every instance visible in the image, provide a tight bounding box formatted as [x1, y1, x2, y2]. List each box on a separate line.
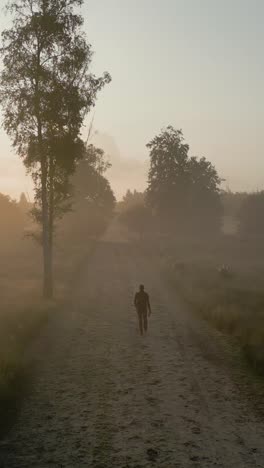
[92, 132, 148, 200]
[1, 0, 264, 466]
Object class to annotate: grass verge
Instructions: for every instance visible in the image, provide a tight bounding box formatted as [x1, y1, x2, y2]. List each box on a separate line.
[166, 262, 264, 373]
[0, 239, 96, 437]
[0, 301, 56, 437]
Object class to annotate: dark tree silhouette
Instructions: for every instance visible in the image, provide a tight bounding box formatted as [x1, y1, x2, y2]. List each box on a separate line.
[118, 189, 152, 238]
[0, 0, 110, 298]
[119, 203, 152, 240]
[146, 126, 222, 235]
[60, 144, 115, 240]
[119, 190, 145, 212]
[73, 145, 115, 215]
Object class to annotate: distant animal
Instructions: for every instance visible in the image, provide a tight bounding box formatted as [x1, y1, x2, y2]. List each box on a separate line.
[218, 264, 232, 278]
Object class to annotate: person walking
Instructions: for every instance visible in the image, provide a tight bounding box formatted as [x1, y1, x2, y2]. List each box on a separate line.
[134, 284, 152, 335]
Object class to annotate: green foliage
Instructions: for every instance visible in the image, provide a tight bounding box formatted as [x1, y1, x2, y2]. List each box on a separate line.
[0, 0, 111, 297]
[146, 126, 222, 235]
[0, 0, 110, 213]
[238, 191, 264, 237]
[83, 144, 111, 175]
[73, 144, 115, 212]
[0, 0, 110, 160]
[119, 203, 152, 239]
[59, 144, 115, 240]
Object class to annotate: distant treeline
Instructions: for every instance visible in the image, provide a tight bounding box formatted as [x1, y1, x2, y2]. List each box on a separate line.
[118, 127, 264, 239]
[119, 188, 264, 239]
[2, 128, 264, 249]
[0, 193, 29, 246]
[1, 144, 115, 248]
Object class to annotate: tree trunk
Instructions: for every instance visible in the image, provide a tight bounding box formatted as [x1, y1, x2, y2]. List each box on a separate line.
[41, 157, 53, 299]
[48, 154, 55, 298]
[36, 43, 53, 299]
[42, 226, 53, 299]
[38, 123, 53, 299]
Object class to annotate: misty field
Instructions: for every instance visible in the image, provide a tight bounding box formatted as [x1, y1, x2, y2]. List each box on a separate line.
[1, 0, 264, 464]
[0, 232, 94, 435]
[164, 234, 264, 371]
[0, 236, 42, 434]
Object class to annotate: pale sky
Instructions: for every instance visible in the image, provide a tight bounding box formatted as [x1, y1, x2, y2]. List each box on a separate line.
[0, 0, 263, 199]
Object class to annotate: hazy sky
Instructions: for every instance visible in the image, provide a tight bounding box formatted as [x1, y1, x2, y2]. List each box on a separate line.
[0, 0, 263, 199]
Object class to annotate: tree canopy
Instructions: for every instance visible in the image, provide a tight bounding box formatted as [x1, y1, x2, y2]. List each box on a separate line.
[0, 0, 110, 296]
[72, 145, 115, 215]
[146, 126, 222, 235]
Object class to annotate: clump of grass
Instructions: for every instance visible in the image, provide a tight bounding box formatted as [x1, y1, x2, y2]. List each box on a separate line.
[167, 262, 264, 373]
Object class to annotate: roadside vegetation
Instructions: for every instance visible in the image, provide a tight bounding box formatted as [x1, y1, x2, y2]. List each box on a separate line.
[164, 236, 264, 373]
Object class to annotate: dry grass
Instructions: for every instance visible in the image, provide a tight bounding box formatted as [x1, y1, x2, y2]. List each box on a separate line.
[163, 234, 264, 373]
[0, 234, 95, 436]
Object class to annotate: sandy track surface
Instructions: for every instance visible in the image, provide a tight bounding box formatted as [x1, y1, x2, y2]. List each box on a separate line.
[1, 240, 264, 467]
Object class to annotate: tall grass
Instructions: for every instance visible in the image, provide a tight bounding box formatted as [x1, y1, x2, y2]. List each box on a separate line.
[167, 261, 264, 372]
[0, 235, 95, 437]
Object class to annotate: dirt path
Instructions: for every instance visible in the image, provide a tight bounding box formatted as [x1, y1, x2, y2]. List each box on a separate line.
[1, 240, 264, 467]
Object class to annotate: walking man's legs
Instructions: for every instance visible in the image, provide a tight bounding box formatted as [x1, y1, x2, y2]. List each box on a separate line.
[143, 311, 148, 333]
[138, 311, 143, 335]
